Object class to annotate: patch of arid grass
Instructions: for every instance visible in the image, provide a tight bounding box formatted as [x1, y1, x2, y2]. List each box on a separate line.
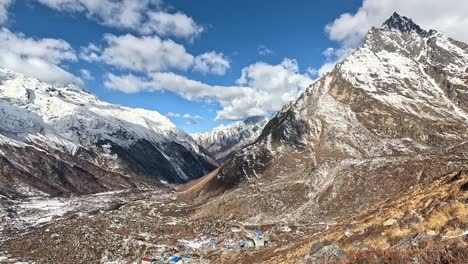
[258, 167, 468, 264]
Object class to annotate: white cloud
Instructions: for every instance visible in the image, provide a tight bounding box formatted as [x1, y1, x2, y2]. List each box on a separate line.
[80, 69, 94, 80]
[0, 28, 80, 84]
[79, 43, 100, 61]
[141, 11, 203, 39]
[104, 58, 313, 120]
[83, 34, 231, 76]
[35, 0, 203, 39]
[0, 0, 13, 25]
[35, 0, 157, 29]
[225, 58, 312, 119]
[258, 45, 273, 56]
[104, 73, 152, 94]
[82, 34, 194, 73]
[193, 52, 230, 75]
[165, 112, 180, 118]
[310, 47, 354, 77]
[165, 112, 202, 125]
[182, 113, 202, 124]
[326, 0, 468, 47]
[104, 71, 248, 101]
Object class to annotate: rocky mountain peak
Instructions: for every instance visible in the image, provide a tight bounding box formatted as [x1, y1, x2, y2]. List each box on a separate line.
[186, 13, 468, 225]
[192, 116, 268, 164]
[382, 12, 427, 35]
[243, 115, 267, 125]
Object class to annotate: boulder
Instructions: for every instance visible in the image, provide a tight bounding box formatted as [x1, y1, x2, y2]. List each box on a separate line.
[383, 218, 398, 226]
[304, 240, 346, 264]
[393, 233, 431, 250]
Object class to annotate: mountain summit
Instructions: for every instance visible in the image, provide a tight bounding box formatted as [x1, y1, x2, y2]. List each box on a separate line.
[382, 12, 427, 35]
[184, 13, 468, 225]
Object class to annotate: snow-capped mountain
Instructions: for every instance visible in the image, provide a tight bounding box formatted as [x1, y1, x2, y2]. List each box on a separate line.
[0, 68, 217, 198]
[184, 13, 468, 223]
[191, 116, 268, 163]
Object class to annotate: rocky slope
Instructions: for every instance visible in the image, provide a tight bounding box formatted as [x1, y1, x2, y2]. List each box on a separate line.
[0, 69, 217, 198]
[217, 167, 468, 263]
[192, 116, 268, 163]
[299, 167, 468, 264]
[183, 13, 468, 225]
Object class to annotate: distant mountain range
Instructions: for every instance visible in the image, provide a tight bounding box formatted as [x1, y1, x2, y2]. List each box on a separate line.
[191, 116, 268, 163]
[0, 69, 217, 198]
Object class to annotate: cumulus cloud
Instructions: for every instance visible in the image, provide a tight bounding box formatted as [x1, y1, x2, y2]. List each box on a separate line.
[104, 58, 313, 120]
[79, 43, 100, 61]
[0, 0, 13, 24]
[141, 11, 203, 39]
[0, 28, 80, 84]
[104, 73, 152, 94]
[81, 34, 194, 73]
[326, 0, 468, 47]
[83, 34, 230, 76]
[35, 0, 203, 39]
[104, 72, 247, 101]
[193, 52, 230, 75]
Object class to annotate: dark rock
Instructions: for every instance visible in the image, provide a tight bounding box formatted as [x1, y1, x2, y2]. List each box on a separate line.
[382, 12, 427, 36]
[304, 240, 346, 264]
[400, 211, 424, 227]
[460, 182, 468, 192]
[393, 233, 431, 250]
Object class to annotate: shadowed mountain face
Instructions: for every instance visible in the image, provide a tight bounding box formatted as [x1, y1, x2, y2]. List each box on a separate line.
[0, 69, 217, 198]
[183, 13, 468, 224]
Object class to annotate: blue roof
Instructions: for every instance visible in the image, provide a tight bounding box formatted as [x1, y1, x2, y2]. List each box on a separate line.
[168, 256, 181, 262]
[253, 229, 263, 237]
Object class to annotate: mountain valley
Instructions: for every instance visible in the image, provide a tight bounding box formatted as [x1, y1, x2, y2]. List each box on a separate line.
[0, 12, 467, 264]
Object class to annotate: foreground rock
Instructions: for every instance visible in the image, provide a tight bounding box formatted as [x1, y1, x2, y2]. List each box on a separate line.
[303, 240, 346, 264]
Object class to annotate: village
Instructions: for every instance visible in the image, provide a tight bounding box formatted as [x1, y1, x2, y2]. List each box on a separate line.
[141, 228, 271, 263]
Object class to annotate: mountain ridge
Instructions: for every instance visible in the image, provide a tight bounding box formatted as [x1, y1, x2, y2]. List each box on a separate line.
[0, 68, 217, 198]
[180, 13, 468, 226]
[191, 116, 268, 163]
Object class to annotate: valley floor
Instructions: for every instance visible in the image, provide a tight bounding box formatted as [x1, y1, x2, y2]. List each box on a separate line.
[0, 187, 324, 263]
[0, 167, 467, 264]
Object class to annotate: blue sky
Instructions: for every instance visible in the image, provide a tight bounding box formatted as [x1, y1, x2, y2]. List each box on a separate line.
[1, 0, 466, 133]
